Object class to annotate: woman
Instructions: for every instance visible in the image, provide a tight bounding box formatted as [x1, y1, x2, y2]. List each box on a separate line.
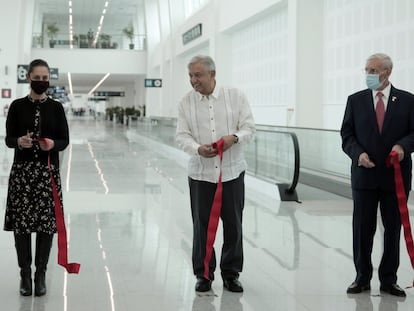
[4, 59, 69, 296]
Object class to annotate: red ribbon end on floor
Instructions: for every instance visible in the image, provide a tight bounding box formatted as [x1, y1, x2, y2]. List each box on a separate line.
[39, 138, 81, 274]
[386, 150, 414, 288]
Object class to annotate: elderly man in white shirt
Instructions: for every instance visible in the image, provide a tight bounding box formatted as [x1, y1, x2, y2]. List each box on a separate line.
[176, 55, 255, 293]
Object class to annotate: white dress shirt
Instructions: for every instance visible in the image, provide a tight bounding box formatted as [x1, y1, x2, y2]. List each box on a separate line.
[176, 84, 255, 183]
[372, 82, 391, 111]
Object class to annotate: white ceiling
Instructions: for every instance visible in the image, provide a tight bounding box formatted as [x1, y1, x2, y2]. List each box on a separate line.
[37, 0, 144, 35]
[35, 0, 145, 93]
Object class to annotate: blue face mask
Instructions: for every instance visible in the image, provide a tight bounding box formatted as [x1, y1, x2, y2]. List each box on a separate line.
[366, 74, 382, 90]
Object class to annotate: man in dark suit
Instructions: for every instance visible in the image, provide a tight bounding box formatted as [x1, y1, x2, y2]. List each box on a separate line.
[341, 53, 414, 297]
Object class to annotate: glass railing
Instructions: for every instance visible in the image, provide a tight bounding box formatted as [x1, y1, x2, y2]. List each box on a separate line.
[32, 33, 147, 50]
[127, 117, 304, 200]
[253, 125, 351, 197]
[255, 125, 350, 180]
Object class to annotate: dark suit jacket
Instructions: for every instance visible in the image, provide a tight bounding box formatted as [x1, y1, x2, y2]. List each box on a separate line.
[341, 85, 414, 191]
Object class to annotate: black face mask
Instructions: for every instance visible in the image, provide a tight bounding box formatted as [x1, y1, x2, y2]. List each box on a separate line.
[31, 80, 50, 95]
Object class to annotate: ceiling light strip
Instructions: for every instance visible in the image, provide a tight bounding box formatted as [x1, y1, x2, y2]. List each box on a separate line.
[93, 1, 110, 46]
[67, 72, 73, 96]
[88, 73, 111, 95]
[68, 1, 73, 49]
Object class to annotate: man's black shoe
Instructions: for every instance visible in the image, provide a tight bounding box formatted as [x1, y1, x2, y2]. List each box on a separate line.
[346, 282, 370, 294]
[380, 284, 406, 297]
[223, 278, 243, 293]
[195, 277, 212, 292]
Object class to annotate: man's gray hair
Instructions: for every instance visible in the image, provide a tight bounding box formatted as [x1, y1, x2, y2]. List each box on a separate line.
[367, 53, 393, 70]
[188, 55, 216, 71]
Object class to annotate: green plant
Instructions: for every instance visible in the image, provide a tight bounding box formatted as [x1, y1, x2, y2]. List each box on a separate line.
[105, 107, 114, 120]
[122, 24, 134, 44]
[100, 33, 111, 42]
[46, 23, 59, 40]
[99, 33, 111, 48]
[125, 107, 141, 117]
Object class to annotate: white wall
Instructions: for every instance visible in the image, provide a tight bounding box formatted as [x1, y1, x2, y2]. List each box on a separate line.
[0, 0, 34, 104]
[322, 0, 414, 130]
[218, 0, 285, 33]
[230, 5, 289, 126]
[31, 49, 147, 75]
[145, 0, 414, 129]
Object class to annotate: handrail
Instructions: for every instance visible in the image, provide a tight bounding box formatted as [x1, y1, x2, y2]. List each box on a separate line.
[253, 129, 300, 202]
[289, 132, 300, 194]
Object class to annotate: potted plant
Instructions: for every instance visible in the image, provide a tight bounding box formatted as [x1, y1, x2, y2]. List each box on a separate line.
[100, 33, 111, 48]
[47, 23, 59, 48]
[122, 24, 135, 49]
[105, 107, 114, 121]
[72, 34, 79, 47]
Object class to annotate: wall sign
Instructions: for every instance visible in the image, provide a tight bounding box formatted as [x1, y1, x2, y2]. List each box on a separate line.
[1, 89, 11, 98]
[93, 91, 125, 97]
[17, 65, 59, 83]
[145, 79, 162, 88]
[182, 23, 202, 45]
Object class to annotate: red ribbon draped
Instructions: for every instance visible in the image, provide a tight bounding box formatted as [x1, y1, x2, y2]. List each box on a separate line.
[203, 139, 224, 280]
[40, 138, 80, 274]
[386, 150, 414, 288]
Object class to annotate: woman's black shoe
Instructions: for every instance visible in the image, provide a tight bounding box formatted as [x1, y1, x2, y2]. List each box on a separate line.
[20, 274, 32, 296]
[34, 272, 46, 296]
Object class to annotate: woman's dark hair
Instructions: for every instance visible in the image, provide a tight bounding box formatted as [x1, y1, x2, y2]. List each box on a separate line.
[28, 59, 50, 74]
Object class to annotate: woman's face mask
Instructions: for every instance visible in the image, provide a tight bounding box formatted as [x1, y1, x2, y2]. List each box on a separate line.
[30, 80, 50, 95]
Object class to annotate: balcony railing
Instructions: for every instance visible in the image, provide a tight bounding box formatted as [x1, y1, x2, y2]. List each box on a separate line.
[32, 33, 147, 51]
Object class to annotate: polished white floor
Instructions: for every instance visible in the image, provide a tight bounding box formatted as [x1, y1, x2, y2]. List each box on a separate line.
[0, 116, 414, 311]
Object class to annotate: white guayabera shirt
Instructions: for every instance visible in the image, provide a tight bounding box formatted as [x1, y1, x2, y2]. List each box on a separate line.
[176, 84, 255, 183]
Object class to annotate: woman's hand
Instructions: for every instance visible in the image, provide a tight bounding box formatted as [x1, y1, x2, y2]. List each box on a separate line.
[39, 138, 55, 151]
[17, 132, 34, 149]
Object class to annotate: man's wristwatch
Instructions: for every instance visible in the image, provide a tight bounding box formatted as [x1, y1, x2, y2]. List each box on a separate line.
[233, 134, 239, 144]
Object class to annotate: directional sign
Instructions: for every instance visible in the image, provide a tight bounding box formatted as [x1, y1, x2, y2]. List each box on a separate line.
[17, 65, 59, 83]
[145, 79, 162, 88]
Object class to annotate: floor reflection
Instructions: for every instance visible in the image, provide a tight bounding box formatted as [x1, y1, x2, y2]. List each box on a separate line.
[220, 291, 243, 311]
[192, 293, 216, 311]
[0, 117, 413, 311]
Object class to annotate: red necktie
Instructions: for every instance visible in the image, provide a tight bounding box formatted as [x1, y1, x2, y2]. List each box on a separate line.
[376, 92, 385, 133]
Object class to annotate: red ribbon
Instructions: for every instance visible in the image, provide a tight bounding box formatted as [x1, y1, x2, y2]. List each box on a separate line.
[386, 150, 414, 288]
[203, 138, 224, 280]
[39, 138, 80, 274]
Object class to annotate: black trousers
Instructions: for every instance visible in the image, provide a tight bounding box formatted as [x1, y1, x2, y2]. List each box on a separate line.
[352, 188, 402, 285]
[189, 172, 245, 281]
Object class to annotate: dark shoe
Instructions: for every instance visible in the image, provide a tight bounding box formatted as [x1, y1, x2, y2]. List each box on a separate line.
[34, 271, 46, 296]
[380, 284, 406, 297]
[223, 278, 243, 293]
[14, 234, 33, 296]
[346, 282, 370, 294]
[195, 277, 212, 292]
[34, 233, 53, 296]
[19, 272, 32, 296]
